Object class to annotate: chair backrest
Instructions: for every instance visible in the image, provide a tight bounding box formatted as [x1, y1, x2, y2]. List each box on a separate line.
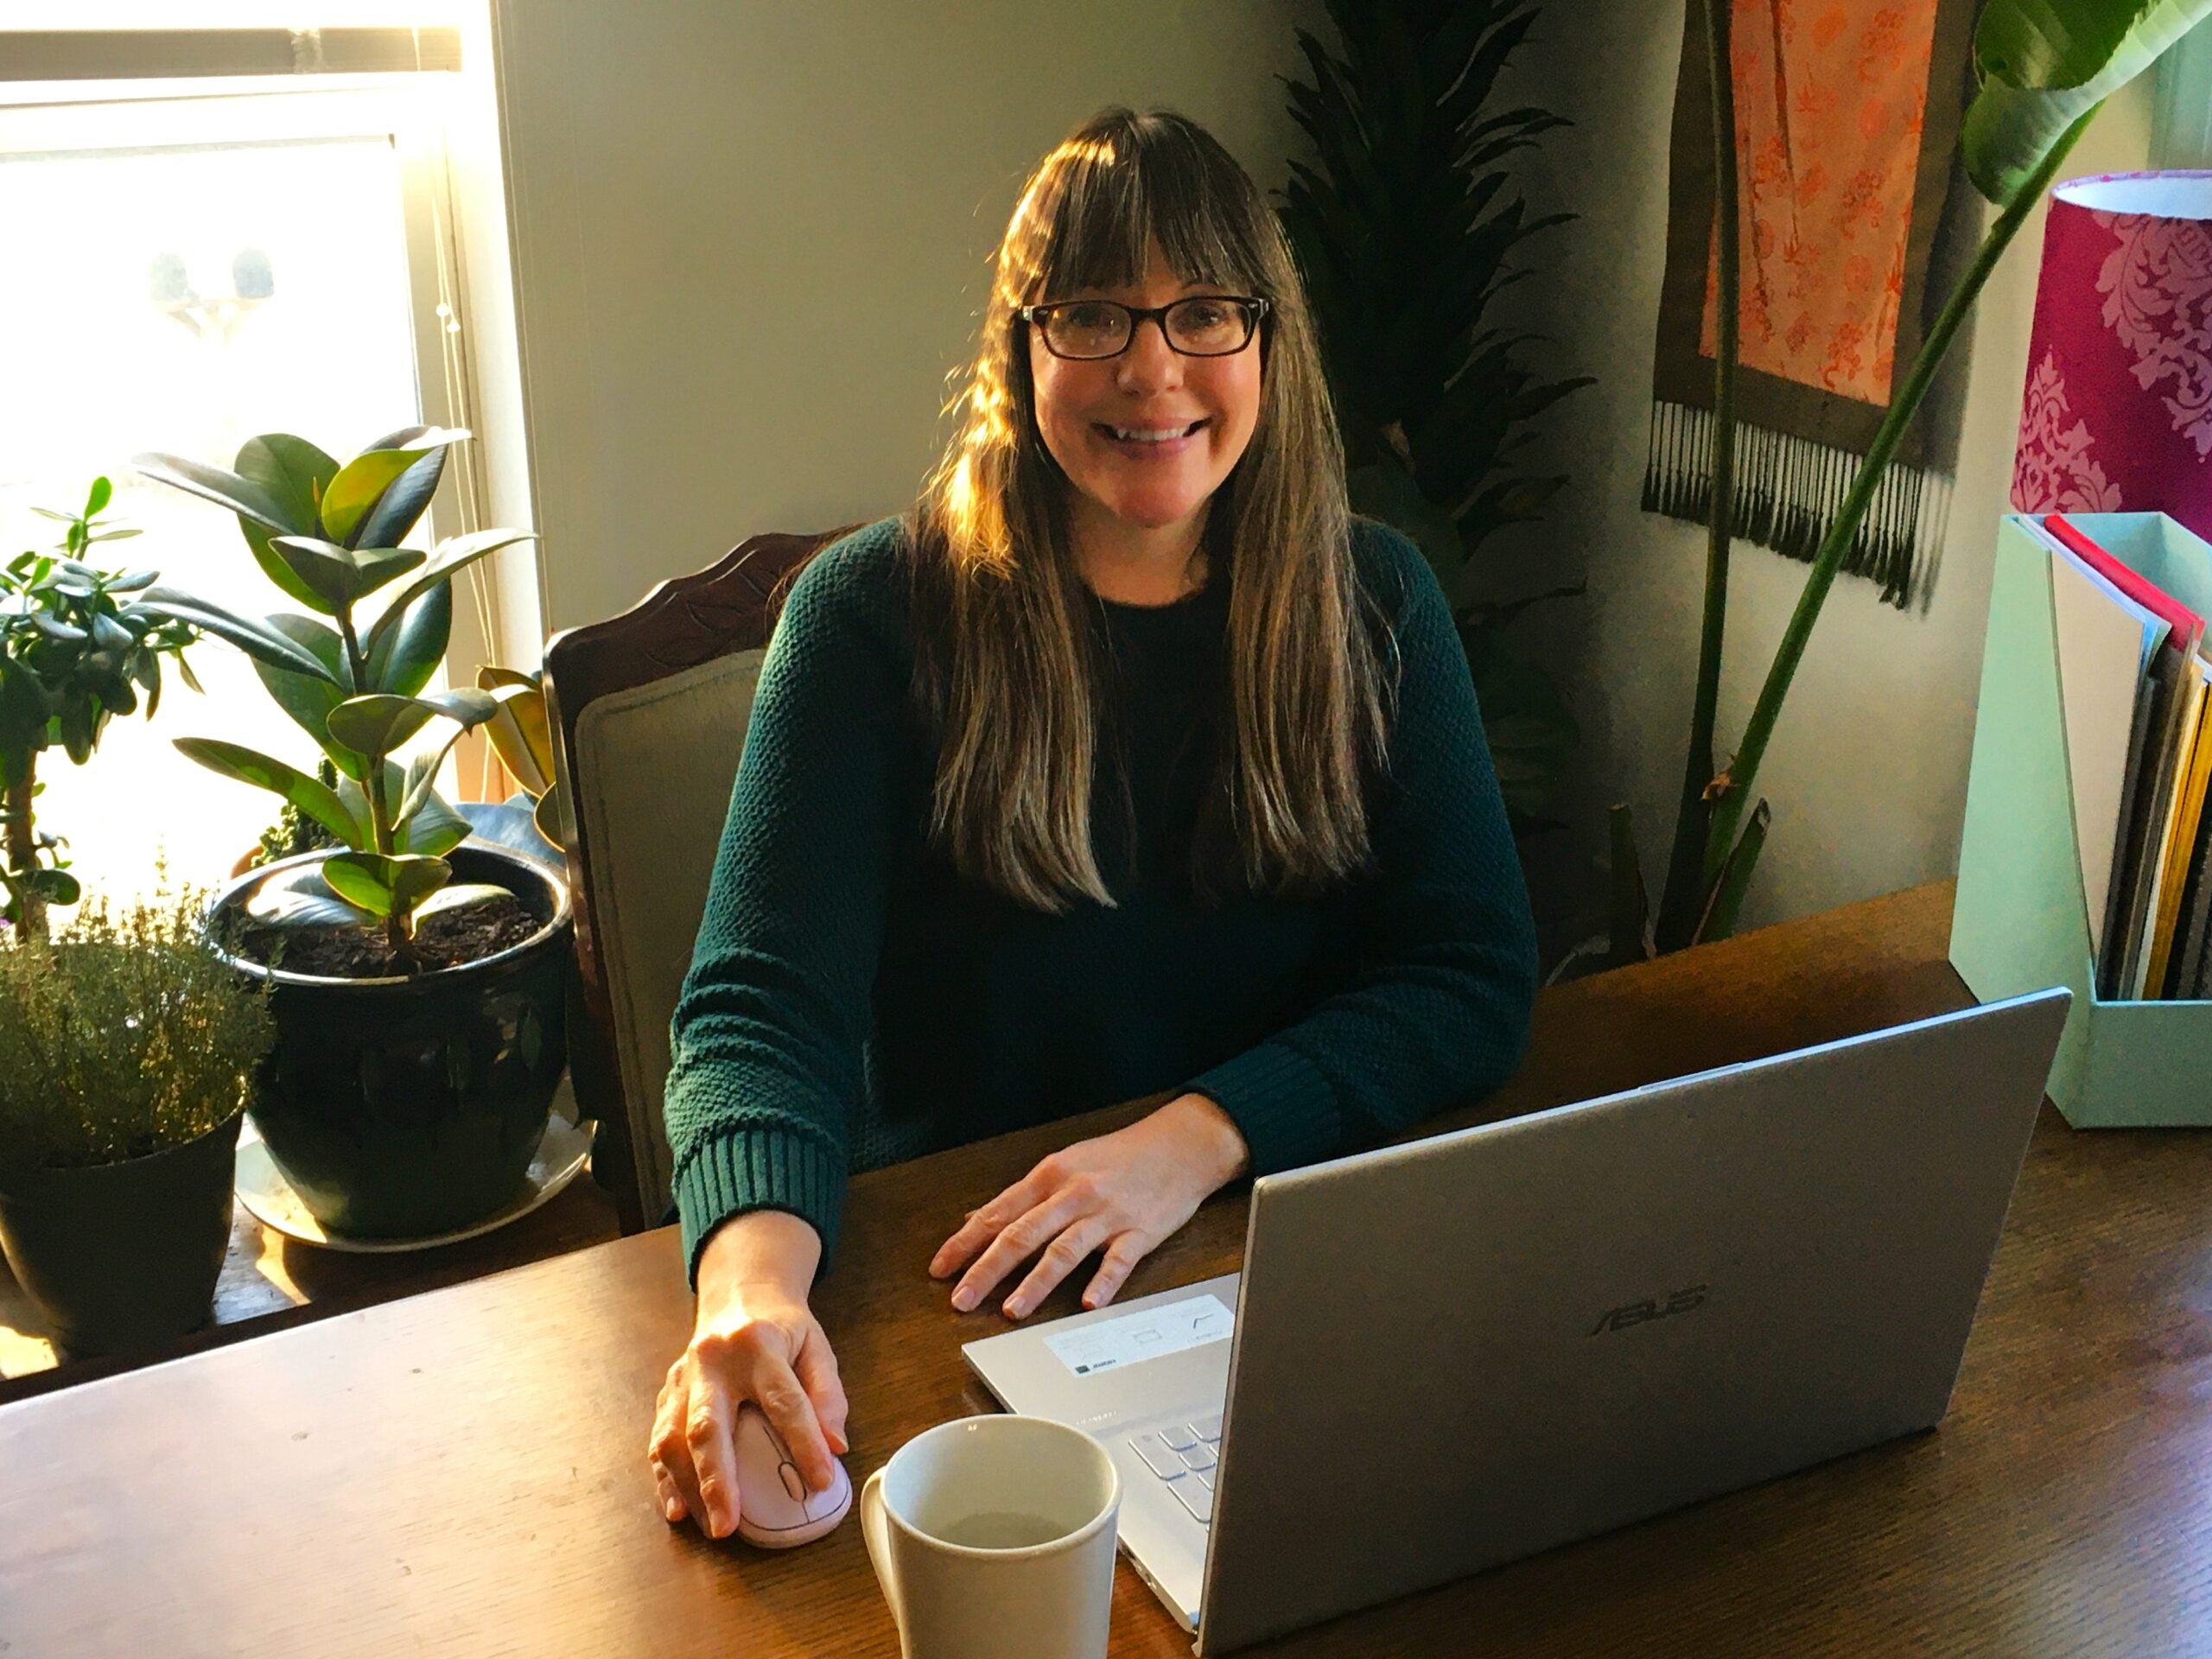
[542, 525, 858, 1231]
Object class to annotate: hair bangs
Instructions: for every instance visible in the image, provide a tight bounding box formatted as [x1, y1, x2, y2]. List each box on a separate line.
[1027, 113, 1271, 303]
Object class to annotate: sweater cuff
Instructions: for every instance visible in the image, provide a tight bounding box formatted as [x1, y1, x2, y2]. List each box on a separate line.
[1185, 1040, 1344, 1178]
[674, 1124, 847, 1289]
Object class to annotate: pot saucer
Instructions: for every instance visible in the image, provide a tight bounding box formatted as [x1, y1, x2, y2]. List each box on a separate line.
[234, 1080, 595, 1254]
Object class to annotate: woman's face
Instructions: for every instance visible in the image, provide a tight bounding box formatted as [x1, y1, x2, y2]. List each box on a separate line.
[1027, 240, 1262, 545]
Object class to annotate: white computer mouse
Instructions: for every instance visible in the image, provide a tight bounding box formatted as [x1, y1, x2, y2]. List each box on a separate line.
[730, 1402, 853, 1548]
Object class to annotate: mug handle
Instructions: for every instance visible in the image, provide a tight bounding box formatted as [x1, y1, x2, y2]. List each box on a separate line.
[860, 1468, 906, 1641]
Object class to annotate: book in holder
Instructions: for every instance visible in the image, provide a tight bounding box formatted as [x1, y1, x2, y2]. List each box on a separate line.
[1951, 512, 2212, 1127]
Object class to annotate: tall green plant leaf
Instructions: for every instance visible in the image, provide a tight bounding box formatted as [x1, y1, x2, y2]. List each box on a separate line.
[1963, 0, 2212, 201]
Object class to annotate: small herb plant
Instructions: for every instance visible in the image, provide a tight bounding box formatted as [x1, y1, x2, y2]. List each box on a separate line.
[0, 878, 276, 1171]
[133, 428, 534, 969]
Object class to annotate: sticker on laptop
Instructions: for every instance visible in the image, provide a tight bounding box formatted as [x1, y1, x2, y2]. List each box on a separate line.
[1041, 1294, 1235, 1379]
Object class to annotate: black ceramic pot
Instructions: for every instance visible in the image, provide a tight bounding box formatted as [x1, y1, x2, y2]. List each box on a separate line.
[0, 1107, 245, 1358]
[207, 844, 573, 1239]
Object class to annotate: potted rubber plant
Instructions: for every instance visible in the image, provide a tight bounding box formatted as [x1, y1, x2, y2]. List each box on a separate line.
[0, 881, 275, 1357]
[132, 427, 573, 1239]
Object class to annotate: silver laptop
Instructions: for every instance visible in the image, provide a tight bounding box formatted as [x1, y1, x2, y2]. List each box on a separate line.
[963, 988, 2069, 1655]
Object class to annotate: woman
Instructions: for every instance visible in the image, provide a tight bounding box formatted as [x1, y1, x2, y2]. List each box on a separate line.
[647, 106, 1538, 1539]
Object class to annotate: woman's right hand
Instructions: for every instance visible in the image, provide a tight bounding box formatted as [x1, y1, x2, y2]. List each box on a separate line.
[648, 1208, 851, 1540]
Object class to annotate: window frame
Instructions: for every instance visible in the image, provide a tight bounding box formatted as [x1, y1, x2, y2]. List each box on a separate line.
[0, 74, 518, 799]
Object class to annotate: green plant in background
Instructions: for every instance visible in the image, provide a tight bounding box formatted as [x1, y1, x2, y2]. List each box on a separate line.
[1277, 0, 1592, 832]
[1624, 0, 2212, 960]
[0, 478, 201, 940]
[476, 663, 573, 852]
[132, 427, 534, 969]
[0, 878, 275, 1171]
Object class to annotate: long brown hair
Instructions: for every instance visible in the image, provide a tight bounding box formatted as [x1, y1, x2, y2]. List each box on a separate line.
[906, 106, 1394, 913]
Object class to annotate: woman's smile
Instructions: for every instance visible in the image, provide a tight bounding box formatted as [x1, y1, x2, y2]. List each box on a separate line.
[1091, 416, 1211, 459]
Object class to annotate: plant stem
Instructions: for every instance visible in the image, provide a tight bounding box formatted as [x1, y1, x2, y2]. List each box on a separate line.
[334, 604, 395, 855]
[1656, 0, 1741, 953]
[1700, 104, 2101, 889]
[3, 751, 43, 942]
[334, 604, 367, 696]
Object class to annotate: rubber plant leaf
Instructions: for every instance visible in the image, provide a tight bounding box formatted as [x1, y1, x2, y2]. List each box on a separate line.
[359, 531, 537, 662]
[478, 674, 555, 798]
[173, 737, 359, 845]
[363, 579, 453, 700]
[252, 613, 369, 779]
[325, 687, 496, 760]
[130, 453, 296, 533]
[320, 441, 450, 547]
[324, 850, 451, 921]
[127, 589, 338, 684]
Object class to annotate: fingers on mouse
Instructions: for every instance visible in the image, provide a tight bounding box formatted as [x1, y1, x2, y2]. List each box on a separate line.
[730, 1402, 853, 1548]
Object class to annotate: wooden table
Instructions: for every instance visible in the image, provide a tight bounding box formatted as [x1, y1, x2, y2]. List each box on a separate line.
[4, 880, 2209, 1656]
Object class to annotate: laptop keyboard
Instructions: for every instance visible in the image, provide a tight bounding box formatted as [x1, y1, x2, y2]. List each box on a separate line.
[1128, 1412, 1224, 1525]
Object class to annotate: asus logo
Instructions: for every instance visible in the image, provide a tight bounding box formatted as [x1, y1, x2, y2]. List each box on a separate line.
[1589, 1285, 1708, 1336]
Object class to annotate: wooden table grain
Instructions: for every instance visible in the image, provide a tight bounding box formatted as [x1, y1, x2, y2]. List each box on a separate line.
[4, 880, 2209, 1657]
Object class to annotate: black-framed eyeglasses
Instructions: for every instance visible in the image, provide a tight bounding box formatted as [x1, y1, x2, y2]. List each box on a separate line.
[1019, 295, 1270, 360]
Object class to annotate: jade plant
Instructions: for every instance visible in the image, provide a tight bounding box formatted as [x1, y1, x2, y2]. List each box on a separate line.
[1, 479, 201, 939]
[133, 428, 533, 969]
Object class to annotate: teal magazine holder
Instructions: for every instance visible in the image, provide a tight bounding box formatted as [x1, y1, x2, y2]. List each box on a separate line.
[1951, 512, 2212, 1126]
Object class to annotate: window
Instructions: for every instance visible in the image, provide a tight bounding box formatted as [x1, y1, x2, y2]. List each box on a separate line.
[0, 27, 531, 916]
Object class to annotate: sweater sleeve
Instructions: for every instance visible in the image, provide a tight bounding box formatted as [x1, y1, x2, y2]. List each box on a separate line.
[663, 524, 907, 1286]
[1184, 523, 1539, 1175]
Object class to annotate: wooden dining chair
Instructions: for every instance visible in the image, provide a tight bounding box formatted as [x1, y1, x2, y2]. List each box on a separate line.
[542, 524, 861, 1233]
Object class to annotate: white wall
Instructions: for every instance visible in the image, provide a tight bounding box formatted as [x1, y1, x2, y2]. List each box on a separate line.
[488, 0, 2166, 945]
[1491, 0, 2154, 944]
[488, 0, 1331, 638]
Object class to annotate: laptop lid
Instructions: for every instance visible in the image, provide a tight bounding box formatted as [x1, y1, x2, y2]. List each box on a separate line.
[1194, 988, 2069, 1655]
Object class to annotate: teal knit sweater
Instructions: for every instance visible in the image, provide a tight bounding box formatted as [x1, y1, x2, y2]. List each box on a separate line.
[664, 515, 1538, 1284]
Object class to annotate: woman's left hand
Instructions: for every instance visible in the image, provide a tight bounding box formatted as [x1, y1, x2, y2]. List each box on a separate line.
[930, 1093, 1250, 1320]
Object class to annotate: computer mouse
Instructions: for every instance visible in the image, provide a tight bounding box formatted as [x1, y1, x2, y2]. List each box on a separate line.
[730, 1402, 852, 1548]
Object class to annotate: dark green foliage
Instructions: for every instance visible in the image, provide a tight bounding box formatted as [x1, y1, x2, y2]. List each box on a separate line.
[0, 479, 201, 936]
[1277, 0, 1592, 826]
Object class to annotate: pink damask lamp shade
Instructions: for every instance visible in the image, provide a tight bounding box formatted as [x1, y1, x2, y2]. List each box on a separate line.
[2012, 170, 2212, 534]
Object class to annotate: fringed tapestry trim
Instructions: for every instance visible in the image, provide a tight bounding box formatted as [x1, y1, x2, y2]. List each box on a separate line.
[1641, 401, 1948, 612]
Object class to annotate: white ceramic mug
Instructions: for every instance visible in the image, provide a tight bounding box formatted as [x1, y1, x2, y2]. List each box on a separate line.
[861, 1414, 1121, 1659]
